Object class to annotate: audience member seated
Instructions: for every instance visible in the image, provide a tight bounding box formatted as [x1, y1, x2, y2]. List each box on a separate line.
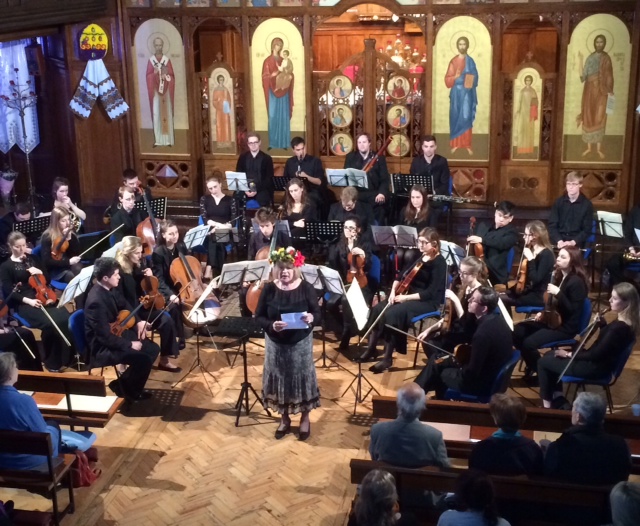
[370, 382, 449, 468]
[0, 353, 95, 470]
[543, 392, 631, 485]
[437, 470, 511, 526]
[468, 394, 543, 477]
[610, 481, 640, 526]
[347, 469, 418, 526]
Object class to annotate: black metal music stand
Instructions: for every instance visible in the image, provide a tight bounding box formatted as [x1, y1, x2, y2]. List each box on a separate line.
[341, 355, 380, 414]
[135, 197, 167, 219]
[305, 222, 343, 248]
[273, 175, 292, 193]
[214, 316, 270, 426]
[390, 173, 434, 195]
[13, 215, 50, 243]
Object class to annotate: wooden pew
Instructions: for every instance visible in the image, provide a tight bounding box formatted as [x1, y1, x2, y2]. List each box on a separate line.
[350, 458, 613, 526]
[371, 396, 640, 474]
[0, 430, 75, 526]
[15, 371, 124, 429]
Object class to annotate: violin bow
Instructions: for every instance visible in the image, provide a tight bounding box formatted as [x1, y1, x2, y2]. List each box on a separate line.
[149, 281, 192, 326]
[77, 224, 125, 259]
[383, 324, 455, 358]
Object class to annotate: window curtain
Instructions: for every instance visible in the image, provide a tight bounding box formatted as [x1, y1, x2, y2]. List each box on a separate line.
[0, 39, 40, 154]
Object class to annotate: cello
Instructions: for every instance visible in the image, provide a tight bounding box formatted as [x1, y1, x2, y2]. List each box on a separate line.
[136, 184, 159, 257]
[246, 227, 279, 314]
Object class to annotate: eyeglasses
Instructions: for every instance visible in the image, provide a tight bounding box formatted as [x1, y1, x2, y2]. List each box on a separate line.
[459, 271, 473, 277]
[343, 225, 357, 231]
[247, 141, 260, 145]
[566, 182, 580, 187]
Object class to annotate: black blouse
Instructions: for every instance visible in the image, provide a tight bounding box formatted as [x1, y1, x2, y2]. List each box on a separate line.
[396, 253, 447, 303]
[282, 203, 317, 238]
[524, 248, 555, 296]
[0, 258, 38, 307]
[554, 273, 589, 334]
[199, 194, 235, 225]
[328, 235, 373, 280]
[40, 233, 80, 278]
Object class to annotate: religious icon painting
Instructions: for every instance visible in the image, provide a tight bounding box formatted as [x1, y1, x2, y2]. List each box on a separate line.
[276, 0, 303, 5]
[127, 0, 151, 6]
[387, 134, 410, 157]
[155, 0, 181, 6]
[215, 0, 240, 5]
[78, 24, 109, 61]
[209, 68, 236, 153]
[187, 0, 212, 5]
[329, 75, 353, 100]
[330, 133, 352, 156]
[511, 68, 542, 161]
[387, 76, 409, 100]
[331, 105, 352, 128]
[387, 105, 410, 129]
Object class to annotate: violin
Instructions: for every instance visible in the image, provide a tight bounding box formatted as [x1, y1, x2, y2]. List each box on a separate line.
[139, 274, 165, 311]
[539, 271, 562, 329]
[347, 249, 368, 289]
[169, 251, 220, 325]
[110, 303, 145, 337]
[136, 183, 159, 257]
[508, 247, 529, 295]
[466, 217, 485, 259]
[439, 273, 461, 335]
[51, 232, 70, 261]
[435, 343, 472, 366]
[28, 274, 57, 306]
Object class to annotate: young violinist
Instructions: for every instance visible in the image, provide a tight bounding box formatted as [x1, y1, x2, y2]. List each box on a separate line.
[85, 257, 160, 401]
[417, 256, 487, 359]
[109, 169, 152, 215]
[343, 133, 390, 225]
[110, 186, 146, 244]
[40, 206, 82, 284]
[239, 207, 291, 317]
[513, 246, 589, 380]
[415, 286, 514, 399]
[50, 177, 86, 224]
[116, 236, 182, 372]
[327, 215, 373, 350]
[360, 227, 447, 373]
[537, 282, 639, 408]
[0, 232, 74, 372]
[501, 220, 554, 311]
[394, 184, 430, 271]
[199, 174, 236, 280]
[281, 177, 317, 244]
[466, 201, 518, 286]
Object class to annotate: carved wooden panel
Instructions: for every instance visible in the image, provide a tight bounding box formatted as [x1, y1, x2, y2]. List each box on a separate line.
[451, 167, 487, 201]
[501, 78, 513, 161]
[0, 0, 107, 35]
[541, 79, 554, 161]
[142, 159, 192, 198]
[502, 165, 549, 207]
[565, 169, 621, 206]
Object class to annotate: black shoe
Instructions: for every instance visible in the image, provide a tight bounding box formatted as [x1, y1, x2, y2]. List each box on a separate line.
[356, 348, 379, 363]
[369, 359, 392, 374]
[275, 423, 291, 440]
[298, 424, 311, 442]
[108, 380, 125, 398]
[133, 391, 153, 401]
[337, 334, 351, 351]
[551, 395, 571, 411]
[178, 340, 186, 350]
[523, 367, 537, 380]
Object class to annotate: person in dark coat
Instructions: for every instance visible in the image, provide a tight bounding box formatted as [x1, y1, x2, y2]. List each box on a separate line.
[110, 186, 146, 244]
[85, 257, 159, 401]
[235, 131, 274, 207]
[548, 171, 594, 249]
[327, 186, 375, 234]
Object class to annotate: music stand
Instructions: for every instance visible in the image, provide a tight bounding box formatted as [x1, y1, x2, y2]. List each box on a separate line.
[213, 316, 269, 426]
[273, 175, 291, 193]
[326, 168, 369, 189]
[225, 171, 252, 192]
[134, 197, 167, 219]
[390, 173, 434, 195]
[13, 215, 50, 243]
[304, 222, 343, 250]
[371, 225, 417, 248]
[595, 211, 624, 308]
[341, 351, 380, 415]
[101, 241, 122, 258]
[440, 241, 466, 269]
[58, 265, 94, 309]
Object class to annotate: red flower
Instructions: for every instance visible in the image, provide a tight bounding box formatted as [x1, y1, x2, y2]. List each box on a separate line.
[294, 251, 305, 267]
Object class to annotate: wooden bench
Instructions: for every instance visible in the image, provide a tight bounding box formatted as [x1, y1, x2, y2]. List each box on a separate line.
[350, 458, 613, 526]
[15, 371, 124, 429]
[0, 430, 75, 526]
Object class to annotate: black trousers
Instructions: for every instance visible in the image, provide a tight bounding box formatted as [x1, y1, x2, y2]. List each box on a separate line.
[513, 321, 574, 370]
[110, 329, 160, 398]
[415, 355, 463, 399]
[537, 352, 605, 401]
[0, 328, 42, 371]
[145, 307, 179, 357]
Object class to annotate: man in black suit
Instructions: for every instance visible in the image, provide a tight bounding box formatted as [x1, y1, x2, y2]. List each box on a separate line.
[343, 133, 390, 225]
[416, 286, 514, 399]
[409, 135, 452, 228]
[107, 169, 153, 222]
[548, 171, 594, 249]
[85, 257, 159, 401]
[235, 131, 274, 207]
[467, 201, 518, 286]
[544, 391, 630, 485]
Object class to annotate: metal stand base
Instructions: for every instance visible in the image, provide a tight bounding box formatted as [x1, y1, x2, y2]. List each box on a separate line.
[234, 334, 270, 426]
[172, 325, 217, 395]
[341, 360, 380, 414]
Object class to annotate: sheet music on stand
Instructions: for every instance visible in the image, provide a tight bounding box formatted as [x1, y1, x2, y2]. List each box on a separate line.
[300, 264, 344, 295]
[101, 241, 122, 258]
[326, 169, 369, 189]
[440, 241, 466, 268]
[304, 222, 343, 245]
[13, 215, 50, 239]
[218, 260, 271, 287]
[134, 197, 167, 219]
[57, 265, 94, 308]
[371, 225, 417, 248]
[345, 280, 370, 331]
[390, 173, 434, 195]
[184, 224, 211, 250]
[225, 171, 251, 192]
[596, 211, 624, 239]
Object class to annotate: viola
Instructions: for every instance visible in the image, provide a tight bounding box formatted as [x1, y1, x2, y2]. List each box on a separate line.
[110, 303, 145, 337]
[466, 217, 485, 259]
[28, 274, 57, 306]
[169, 251, 220, 325]
[51, 234, 70, 261]
[512, 252, 529, 295]
[347, 250, 368, 289]
[139, 274, 165, 311]
[539, 272, 562, 330]
[435, 343, 472, 366]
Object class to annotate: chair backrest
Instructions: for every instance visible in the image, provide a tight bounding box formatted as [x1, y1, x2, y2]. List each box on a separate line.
[578, 298, 593, 333]
[368, 254, 381, 291]
[491, 349, 521, 395]
[0, 430, 53, 457]
[506, 246, 515, 272]
[69, 309, 86, 358]
[198, 216, 204, 226]
[31, 244, 42, 258]
[611, 338, 636, 381]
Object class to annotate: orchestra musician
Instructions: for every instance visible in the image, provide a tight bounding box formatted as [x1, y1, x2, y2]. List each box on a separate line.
[327, 186, 375, 234]
[416, 255, 487, 359]
[327, 215, 374, 350]
[0, 202, 34, 261]
[50, 177, 86, 224]
[604, 202, 640, 290]
[360, 227, 446, 373]
[40, 206, 82, 284]
[281, 178, 317, 244]
[0, 232, 75, 372]
[394, 184, 430, 271]
[110, 186, 146, 244]
[500, 220, 554, 312]
[109, 169, 152, 216]
[85, 257, 160, 401]
[548, 171, 594, 249]
[415, 286, 513, 400]
[343, 133, 390, 225]
[284, 137, 332, 220]
[116, 236, 182, 372]
[409, 135, 452, 228]
[466, 201, 518, 286]
[199, 174, 236, 280]
[239, 207, 291, 317]
[537, 282, 639, 408]
[235, 132, 274, 207]
[513, 246, 589, 381]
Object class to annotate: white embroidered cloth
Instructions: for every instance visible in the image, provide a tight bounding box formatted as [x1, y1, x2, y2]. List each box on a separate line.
[69, 59, 129, 120]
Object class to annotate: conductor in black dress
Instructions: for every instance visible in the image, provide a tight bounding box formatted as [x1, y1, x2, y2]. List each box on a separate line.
[235, 132, 274, 207]
[344, 133, 390, 225]
[409, 135, 452, 228]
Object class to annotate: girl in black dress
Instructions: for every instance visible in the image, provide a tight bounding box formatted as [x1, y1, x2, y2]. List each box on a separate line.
[395, 184, 429, 271]
[40, 206, 82, 284]
[538, 282, 639, 407]
[50, 177, 86, 227]
[281, 178, 317, 246]
[200, 175, 235, 280]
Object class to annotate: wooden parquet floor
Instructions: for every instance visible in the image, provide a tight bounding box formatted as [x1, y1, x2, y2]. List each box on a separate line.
[3, 293, 640, 525]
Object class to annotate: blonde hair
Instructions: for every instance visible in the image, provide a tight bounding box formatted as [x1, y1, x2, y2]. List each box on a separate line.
[115, 236, 142, 274]
[43, 206, 71, 240]
[613, 282, 640, 336]
[526, 220, 553, 250]
[565, 171, 583, 184]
